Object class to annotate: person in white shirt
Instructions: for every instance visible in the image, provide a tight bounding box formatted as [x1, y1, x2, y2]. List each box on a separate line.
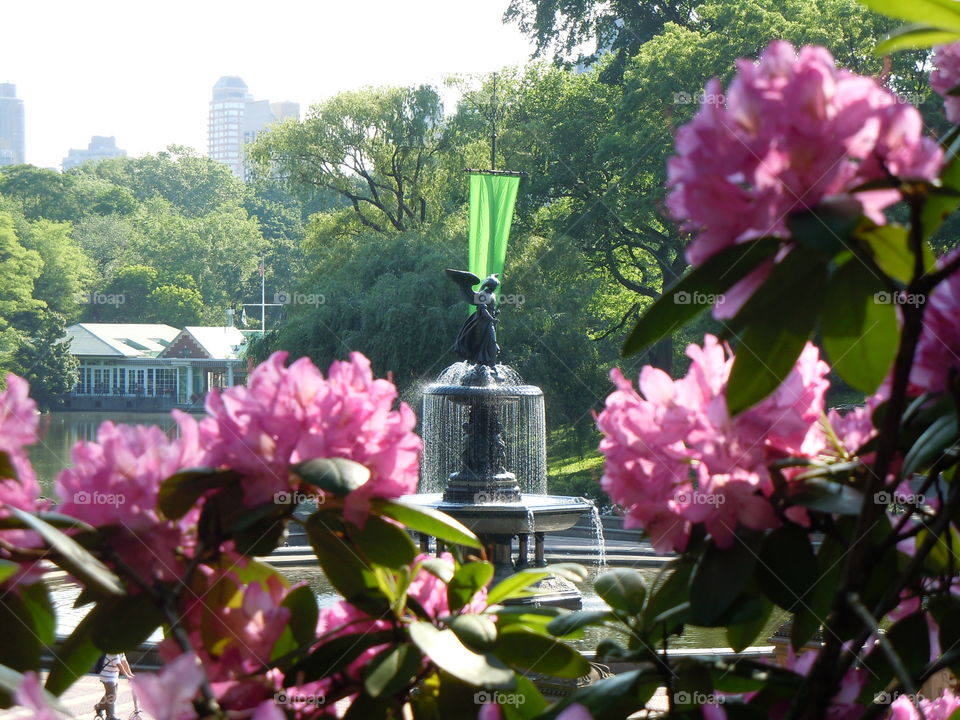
[94, 653, 134, 720]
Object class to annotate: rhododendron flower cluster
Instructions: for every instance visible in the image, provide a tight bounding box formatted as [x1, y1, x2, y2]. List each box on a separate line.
[54, 415, 203, 581]
[668, 40, 942, 269]
[889, 689, 960, 720]
[931, 42, 960, 123]
[597, 336, 830, 552]
[199, 351, 421, 525]
[911, 250, 960, 395]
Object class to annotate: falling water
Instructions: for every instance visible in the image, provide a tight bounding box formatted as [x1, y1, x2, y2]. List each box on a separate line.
[589, 503, 607, 569]
[525, 506, 536, 534]
[419, 363, 547, 496]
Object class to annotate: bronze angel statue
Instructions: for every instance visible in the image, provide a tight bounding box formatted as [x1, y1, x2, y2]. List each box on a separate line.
[446, 269, 501, 367]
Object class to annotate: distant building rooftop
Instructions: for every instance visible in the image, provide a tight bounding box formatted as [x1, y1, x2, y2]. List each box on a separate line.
[66, 323, 180, 358]
[160, 326, 246, 361]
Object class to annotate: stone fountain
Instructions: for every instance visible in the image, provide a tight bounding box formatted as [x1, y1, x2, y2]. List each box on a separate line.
[405, 269, 595, 609]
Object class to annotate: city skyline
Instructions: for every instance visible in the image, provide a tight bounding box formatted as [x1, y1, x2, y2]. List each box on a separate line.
[0, 0, 536, 170]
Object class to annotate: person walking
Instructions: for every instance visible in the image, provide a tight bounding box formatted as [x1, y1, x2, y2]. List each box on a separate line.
[94, 653, 134, 720]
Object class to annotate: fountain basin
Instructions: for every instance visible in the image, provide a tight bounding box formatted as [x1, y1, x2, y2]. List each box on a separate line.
[403, 493, 592, 535]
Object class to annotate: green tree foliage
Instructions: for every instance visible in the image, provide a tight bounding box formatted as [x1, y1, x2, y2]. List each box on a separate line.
[10, 313, 78, 411]
[15, 219, 95, 321]
[145, 285, 204, 327]
[249, 86, 458, 234]
[0, 212, 43, 321]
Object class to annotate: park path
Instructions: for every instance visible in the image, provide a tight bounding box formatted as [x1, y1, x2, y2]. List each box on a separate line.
[0, 674, 146, 720]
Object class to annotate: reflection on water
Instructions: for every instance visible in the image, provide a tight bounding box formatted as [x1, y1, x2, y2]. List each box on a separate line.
[29, 411, 181, 498]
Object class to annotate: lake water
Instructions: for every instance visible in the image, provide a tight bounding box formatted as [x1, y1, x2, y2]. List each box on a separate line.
[30, 411, 180, 497]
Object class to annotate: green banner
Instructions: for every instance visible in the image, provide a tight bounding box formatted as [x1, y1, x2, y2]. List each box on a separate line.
[468, 173, 520, 289]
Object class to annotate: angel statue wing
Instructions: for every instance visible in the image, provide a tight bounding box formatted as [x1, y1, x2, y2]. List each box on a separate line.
[445, 268, 482, 305]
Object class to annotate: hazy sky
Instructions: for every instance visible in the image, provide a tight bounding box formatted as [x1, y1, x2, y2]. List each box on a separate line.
[1, 1, 537, 169]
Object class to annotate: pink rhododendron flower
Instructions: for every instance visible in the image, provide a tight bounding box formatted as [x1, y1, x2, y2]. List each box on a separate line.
[931, 43, 960, 123]
[911, 250, 960, 395]
[13, 671, 58, 720]
[55, 414, 202, 582]
[199, 351, 421, 526]
[133, 652, 202, 720]
[668, 41, 942, 309]
[889, 689, 960, 720]
[598, 336, 830, 552]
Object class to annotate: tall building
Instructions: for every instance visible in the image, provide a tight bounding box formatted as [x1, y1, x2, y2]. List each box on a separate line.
[207, 76, 298, 179]
[62, 135, 126, 171]
[0, 83, 25, 166]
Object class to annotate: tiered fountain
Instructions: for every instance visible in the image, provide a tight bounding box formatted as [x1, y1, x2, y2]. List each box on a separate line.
[406, 269, 595, 608]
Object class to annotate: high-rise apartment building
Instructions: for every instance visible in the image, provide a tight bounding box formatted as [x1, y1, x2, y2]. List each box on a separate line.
[0, 83, 25, 166]
[62, 135, 126, 171]
[207, 76, 298, 178]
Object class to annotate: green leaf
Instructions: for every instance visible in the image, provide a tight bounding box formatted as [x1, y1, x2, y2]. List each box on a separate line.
[593, 568, 647, 616]
[787, 478, 865, 515]
[821, 258, 899, 393]
[305, 517, 389, 612]
[20, 582, 55, 646]
[292, 457, 370, 497]
[641, 560, 694, 635]
[486, 568, 552, 605]
[447, 561, 494, 612]
[875, 23, 960, 53]
[622, 238, 781, 357]
[689, 541, 756, 626]
[902, 413, 958, 476]
[90, 593, 164, 653]
[8, 507, 123, 597]
[284, 630, 395, 685]
[726, 597, 773, 652]
[792, 534, 844, 648]
[537, 668, 660, 720]
[726, 252, 828, 414]
[924, 155, 960, 239]
[501, 674, 548, 720]
[447, 613, 498, 651]
[157, 466, 239, 519]
[786, 196, 863, 257]
[0, 592, 41, 672]
[0, 451, 16, 482]
[860, 225, 935, 282]
[547, 609, 618, 638]
[860, 0, 960, 32]
[757, 526, 819, 612]
[918, 526, 960, 574]
[408, 621, 515, 689]
[420, 557, 455, 583]
[372, 499, 481, 549]
[349, 515, 417, 569]
[362, 643, 422, 698]
[494, 627, 591, 678]
[0, 560, 17, 584]
[45, 612, 101, 695]
[281, 585, 319, 648]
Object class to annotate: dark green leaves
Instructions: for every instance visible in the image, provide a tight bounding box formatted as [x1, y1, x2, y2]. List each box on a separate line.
[447, 561, 494, 612]
[8, 507, 123, 597]
[494, 627, 591, 678]
[293, 457, 370, 497]
[281, 585, 320, 647]
[349, 516, 417, 568]
[689, 540, 756, 626]
[756, 527, 818, 613]
[448, 614, 498, 651]
[372, 499, 481, 549]
[362, 643, 422, 698]
[726, 249, 828, 414]
[90, 593, 164, 652]
[285, 631, 395, 685]
[821, 258, 899, 393]
[408, 621, 514, 689]
[593, 569, 646, 615]
[622, 238, 780, 357]
[158, 466, 239, 519]
[45, 612, 101, 695]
